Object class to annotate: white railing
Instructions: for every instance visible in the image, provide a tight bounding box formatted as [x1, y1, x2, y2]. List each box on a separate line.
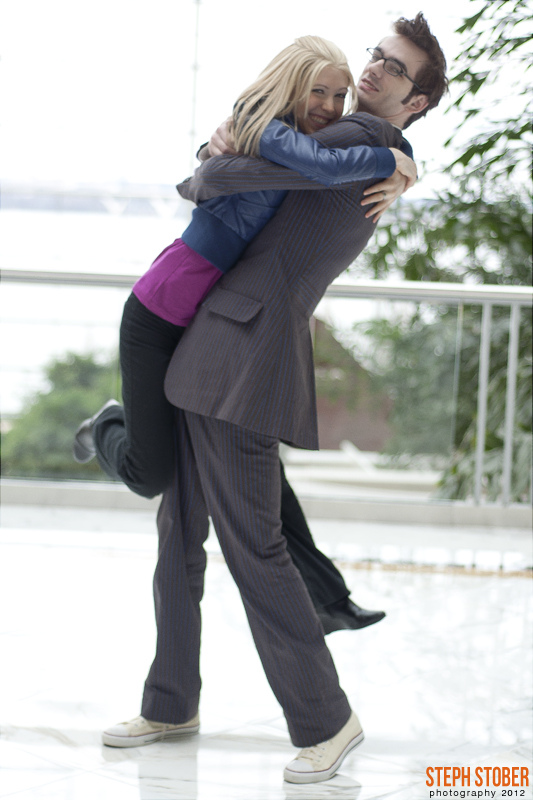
[2, 270, 532, 507]
[326, 280, 532, 506]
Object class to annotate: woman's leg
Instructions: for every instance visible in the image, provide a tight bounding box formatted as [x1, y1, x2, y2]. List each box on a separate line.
[279, 462, 386, 632]
[279, 461, 349, 609]
[92, 293, 185, 498]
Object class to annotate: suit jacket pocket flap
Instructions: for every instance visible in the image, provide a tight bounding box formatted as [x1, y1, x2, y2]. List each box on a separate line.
[203, 289, 264, 323]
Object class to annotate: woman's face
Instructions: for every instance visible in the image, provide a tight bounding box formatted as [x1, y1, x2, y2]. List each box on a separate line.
[296, 66, 349, 134]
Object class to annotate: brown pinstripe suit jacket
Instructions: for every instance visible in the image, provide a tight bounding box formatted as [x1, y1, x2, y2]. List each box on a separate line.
[164, 113, 409, 449]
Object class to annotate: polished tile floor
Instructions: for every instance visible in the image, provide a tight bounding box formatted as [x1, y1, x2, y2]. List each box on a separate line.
[1, 505, 532, 799]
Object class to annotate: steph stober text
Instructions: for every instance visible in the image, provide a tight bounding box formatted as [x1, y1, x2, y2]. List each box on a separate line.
[426, 766, 530, 791]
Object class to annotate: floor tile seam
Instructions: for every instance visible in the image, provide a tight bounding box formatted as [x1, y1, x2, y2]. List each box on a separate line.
[193, 722, 290, 746]
[1, 747, 151, 794]
[352, 781, 424, 799]
[0, 736, 93, 771]
[0, 737, 149, 788]
[347, 750, 426, 775]
[92, 762, 165, 788]
[0, 764, 88, 799]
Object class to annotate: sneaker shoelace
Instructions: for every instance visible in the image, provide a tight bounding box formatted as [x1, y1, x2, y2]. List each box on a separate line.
[298, 741, 330, 765]
[132, 716, 160, 730]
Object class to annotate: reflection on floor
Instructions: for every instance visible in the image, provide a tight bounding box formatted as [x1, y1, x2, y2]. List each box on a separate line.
[1, 507, 532, 799]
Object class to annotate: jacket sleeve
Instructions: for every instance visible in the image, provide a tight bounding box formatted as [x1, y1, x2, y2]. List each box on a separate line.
[177, 156, 328, 203]
[178, 115, 412, 203]
[258, 119, 396, 186]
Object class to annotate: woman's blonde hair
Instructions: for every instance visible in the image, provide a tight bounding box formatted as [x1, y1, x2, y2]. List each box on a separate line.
[232, 35, 356, 156]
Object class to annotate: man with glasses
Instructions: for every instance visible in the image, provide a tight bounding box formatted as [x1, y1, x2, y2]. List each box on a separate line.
[103, 12, 448, 786]
[366, 47, 428, 94]
[356, 15, 448, 130]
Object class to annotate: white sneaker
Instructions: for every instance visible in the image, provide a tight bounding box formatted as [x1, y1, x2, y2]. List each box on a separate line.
[283, 711, 364, 784]
[102, 713, 200, 747]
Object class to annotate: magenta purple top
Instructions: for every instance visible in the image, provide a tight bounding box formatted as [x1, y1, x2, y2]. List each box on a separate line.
[133, 238, 220, 327]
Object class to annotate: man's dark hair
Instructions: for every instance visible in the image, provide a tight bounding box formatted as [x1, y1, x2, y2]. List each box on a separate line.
[393, 12, 449, 128]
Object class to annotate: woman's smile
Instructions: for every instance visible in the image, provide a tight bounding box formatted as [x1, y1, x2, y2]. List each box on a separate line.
[296, 65, 349, 135]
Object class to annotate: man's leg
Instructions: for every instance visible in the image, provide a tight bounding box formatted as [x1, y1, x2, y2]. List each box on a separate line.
[279, 462, 386, 633]
[184, 410, 353, 748]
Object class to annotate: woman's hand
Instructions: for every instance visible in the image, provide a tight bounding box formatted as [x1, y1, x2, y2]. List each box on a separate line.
[360, 171, 408, 222]
[361, 149, 417, 222]
[208, 117, 238, 157]
[389, 148, 417, 188]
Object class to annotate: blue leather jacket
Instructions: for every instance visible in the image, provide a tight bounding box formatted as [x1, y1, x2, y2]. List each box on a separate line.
[181, 118, 411, 273]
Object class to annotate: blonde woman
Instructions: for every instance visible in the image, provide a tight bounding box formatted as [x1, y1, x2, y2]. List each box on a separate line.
[74, 35, 415, 501]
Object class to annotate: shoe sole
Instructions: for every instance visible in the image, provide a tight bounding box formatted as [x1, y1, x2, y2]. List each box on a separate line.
[73, 401, 121, 464]
[73, 420, 95, 463]
[283, 730, 364, 784]
[102, 723, 200, 748]
[72, 440, 95, 463]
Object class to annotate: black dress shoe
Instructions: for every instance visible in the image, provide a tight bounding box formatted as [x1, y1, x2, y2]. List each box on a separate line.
[73, 399, 120, 463]
[318, 598, 386, 635]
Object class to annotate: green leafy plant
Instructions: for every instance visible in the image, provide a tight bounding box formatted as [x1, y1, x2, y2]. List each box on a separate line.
[342, 0, 532, 501]
[1, 353, 121, 480]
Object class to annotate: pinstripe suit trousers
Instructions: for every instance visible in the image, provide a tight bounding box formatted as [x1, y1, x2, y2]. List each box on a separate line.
[141, 409, 352, 747]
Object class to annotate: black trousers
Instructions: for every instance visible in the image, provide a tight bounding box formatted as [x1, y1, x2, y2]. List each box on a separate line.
[93, 293, 349, 609]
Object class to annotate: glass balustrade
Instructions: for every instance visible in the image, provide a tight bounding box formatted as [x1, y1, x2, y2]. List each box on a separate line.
[2, 272, 531, 508]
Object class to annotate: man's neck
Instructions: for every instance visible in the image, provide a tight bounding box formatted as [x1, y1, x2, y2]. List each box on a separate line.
[356, 99, 406, 130]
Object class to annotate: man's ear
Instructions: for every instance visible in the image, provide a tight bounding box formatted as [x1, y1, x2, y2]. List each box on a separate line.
[406, 93, 429, 115]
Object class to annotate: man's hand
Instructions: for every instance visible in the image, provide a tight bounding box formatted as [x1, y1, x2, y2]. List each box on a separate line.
[208, 117, 238, 157]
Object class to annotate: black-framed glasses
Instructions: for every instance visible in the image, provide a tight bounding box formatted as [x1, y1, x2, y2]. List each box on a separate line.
[366, 47, 427, 94]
